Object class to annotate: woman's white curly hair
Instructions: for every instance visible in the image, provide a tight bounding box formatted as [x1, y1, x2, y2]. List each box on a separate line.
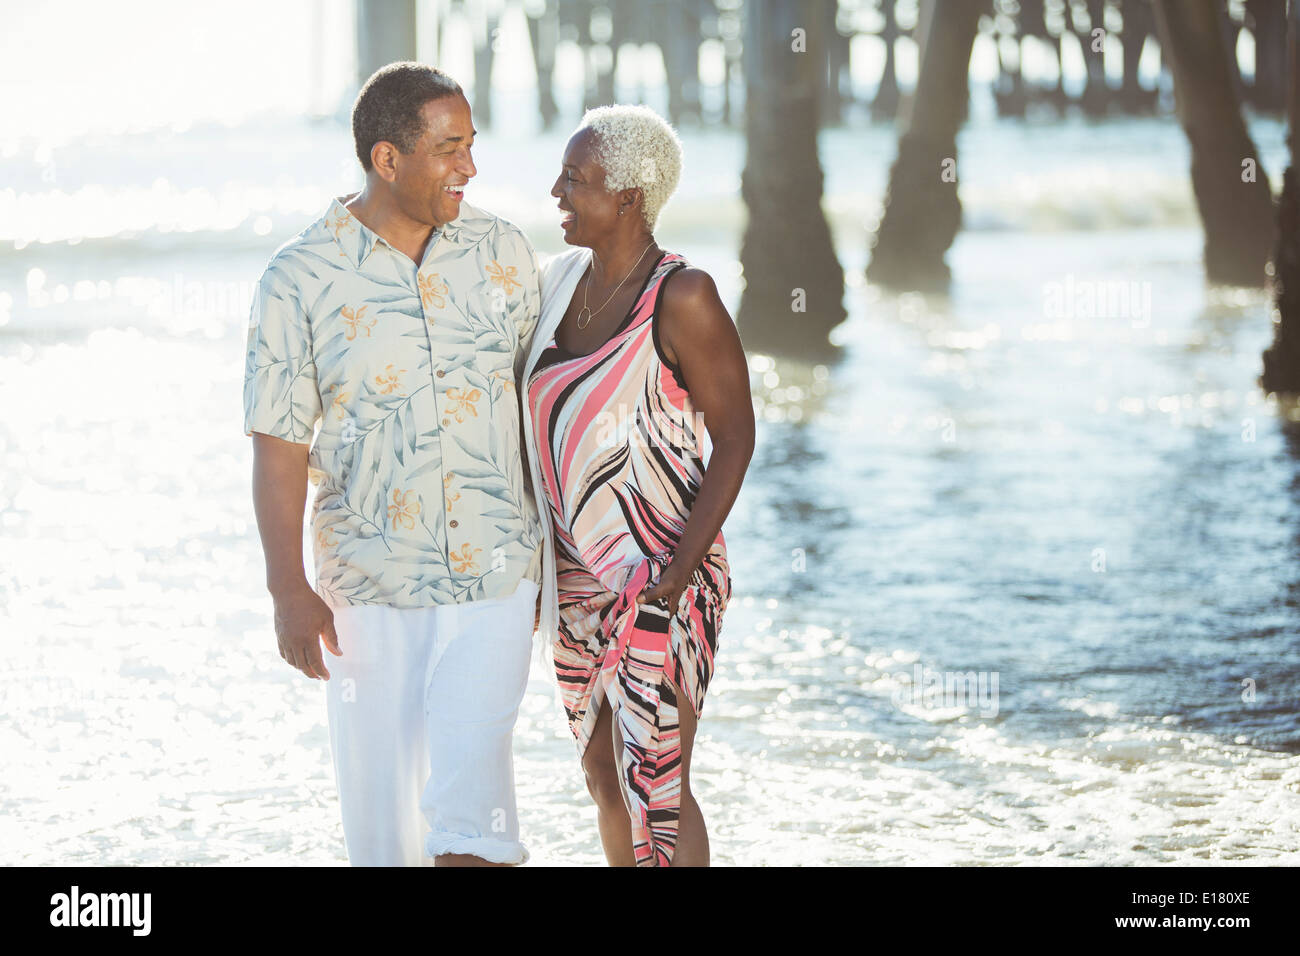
[576, 104, 683, 230]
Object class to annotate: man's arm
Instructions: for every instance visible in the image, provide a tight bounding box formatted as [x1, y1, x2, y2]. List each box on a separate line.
[251, 432, 340, 680]
[244, 262, 334, 679]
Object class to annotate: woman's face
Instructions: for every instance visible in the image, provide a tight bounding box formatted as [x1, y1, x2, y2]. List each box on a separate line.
[550, 128, 622, 246]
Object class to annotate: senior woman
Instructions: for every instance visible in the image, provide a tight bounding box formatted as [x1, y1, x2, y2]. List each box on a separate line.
[522, 104, 754, 867]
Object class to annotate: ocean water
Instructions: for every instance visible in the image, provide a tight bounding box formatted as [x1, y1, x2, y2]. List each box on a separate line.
[2, 111, 1299, 865]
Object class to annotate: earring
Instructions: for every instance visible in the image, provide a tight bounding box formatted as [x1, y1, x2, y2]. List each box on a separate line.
[618, 209, 624, 216]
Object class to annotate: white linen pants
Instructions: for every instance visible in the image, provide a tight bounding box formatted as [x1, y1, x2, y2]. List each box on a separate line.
[323, 578, 538, 866]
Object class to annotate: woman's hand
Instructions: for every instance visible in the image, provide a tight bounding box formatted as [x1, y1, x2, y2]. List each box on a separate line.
[637, 561, 690, 612]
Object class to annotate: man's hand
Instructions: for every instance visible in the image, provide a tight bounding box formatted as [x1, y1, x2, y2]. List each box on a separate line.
[273, 581, 342, 680]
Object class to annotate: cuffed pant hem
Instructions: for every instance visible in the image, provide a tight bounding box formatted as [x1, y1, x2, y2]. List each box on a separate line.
[425, 831, 530, 865]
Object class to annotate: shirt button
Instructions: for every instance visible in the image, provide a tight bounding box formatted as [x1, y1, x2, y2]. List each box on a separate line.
[449, 519, 459, 528]
[437, 370, 445, 378]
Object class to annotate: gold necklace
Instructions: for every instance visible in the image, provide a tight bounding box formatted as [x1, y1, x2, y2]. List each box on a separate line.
[576, 240, 657, 330]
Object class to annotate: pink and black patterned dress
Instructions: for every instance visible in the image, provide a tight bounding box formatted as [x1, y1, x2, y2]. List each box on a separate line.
[526, 250, 731, 866]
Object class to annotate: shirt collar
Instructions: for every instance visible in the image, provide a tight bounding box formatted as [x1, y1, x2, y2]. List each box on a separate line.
[325, 193, 451, 270]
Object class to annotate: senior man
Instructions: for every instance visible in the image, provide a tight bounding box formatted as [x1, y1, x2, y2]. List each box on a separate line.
[243, 62, 543, 867]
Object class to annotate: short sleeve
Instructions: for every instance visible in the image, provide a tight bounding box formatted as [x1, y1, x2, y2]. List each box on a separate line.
[511, 233, 542, 385]
[242, 264, 322, 443]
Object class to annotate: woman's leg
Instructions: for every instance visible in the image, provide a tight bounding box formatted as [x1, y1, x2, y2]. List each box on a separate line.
[580, 698, 637, 866]
[574, 565, 718, 866]
[665, 678, 708, 867]
[605, 670, 709, 866]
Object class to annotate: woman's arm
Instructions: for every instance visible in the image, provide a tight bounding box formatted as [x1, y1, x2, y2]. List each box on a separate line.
[637, 267, 755, 609]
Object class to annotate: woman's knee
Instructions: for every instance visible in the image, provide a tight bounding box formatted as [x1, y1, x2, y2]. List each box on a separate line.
[582, 760, 625, 810]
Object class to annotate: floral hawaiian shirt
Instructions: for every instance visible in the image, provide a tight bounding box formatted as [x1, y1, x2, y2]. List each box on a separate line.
[243, 194, 543, 607]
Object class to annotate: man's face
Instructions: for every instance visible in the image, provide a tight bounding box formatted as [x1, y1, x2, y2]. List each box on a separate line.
[392, 94, 477, 228]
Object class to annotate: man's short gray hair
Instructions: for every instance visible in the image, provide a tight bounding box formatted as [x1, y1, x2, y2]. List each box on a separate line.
[577, 104, 683, 230]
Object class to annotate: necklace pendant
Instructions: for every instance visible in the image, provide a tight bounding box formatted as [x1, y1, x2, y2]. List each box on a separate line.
[576, 306, 593, 330]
